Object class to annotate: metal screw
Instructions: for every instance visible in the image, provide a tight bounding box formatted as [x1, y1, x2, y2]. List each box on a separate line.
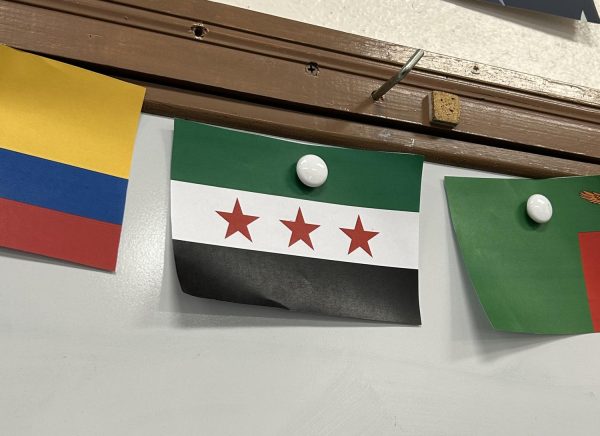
[305, 62, 319, 76]
[371, 49, 424, 101]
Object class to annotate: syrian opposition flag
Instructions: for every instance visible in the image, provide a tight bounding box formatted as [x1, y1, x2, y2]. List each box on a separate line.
[446, 175, 600, 334]
[170, 119, 424, 324]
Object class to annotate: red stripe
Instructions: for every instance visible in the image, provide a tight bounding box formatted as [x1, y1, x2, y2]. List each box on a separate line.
[0, 197, 121, 271]
[579, 232, 600, 332]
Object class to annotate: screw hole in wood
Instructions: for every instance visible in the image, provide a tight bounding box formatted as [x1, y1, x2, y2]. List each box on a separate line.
[191, 23, 208, 39]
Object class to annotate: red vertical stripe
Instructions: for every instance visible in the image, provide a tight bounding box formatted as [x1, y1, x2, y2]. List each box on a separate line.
[0, 197, 121, 271]
[579, 232, 600, 332]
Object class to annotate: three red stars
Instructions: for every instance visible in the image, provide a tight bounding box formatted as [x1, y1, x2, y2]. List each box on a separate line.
[216, 199, 259, 241]
[340, 215, 379, 257]
[280, 208, 320, 249]
[216, 200, 378, 256]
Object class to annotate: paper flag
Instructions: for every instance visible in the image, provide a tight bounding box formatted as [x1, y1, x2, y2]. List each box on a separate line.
[0, 45, 145, 271]
[480, 0, 600, 23]
[171, 119, 424, 323]
[445, 175, 600, 334]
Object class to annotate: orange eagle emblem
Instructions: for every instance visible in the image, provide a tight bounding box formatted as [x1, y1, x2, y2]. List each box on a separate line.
[580, 191, 600, 205]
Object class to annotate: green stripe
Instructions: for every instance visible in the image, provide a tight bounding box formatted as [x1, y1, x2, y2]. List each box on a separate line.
[172, 119, 423, 212]
[445, 175, 600, 334]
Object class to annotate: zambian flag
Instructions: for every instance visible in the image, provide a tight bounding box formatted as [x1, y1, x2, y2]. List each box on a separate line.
[170, 119, 424, 324]
[446, 175, 600, 334]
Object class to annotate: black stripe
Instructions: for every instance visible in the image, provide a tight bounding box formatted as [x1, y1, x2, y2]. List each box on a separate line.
[173, 240, 420, 324]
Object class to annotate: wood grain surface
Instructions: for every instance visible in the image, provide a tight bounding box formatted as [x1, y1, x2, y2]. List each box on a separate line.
[1, 0, 599, 176]
[138, 81, 600, 178]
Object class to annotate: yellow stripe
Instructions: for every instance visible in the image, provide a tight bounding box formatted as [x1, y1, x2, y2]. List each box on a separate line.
[0, 46, 145, 179]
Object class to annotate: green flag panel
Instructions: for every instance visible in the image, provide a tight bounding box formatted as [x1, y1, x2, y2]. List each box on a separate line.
[171, 119, 423, 212]
[445, 175, 600, 334]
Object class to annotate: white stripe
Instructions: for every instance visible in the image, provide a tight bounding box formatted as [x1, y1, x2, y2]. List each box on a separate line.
[171, 181, 419, 269]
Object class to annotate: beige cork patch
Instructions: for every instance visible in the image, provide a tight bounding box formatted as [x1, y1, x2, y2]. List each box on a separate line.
[429, 91, 461, 127]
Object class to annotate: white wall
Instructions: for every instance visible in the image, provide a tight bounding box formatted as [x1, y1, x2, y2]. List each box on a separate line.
[2, 114, 600, 435]
[2, 4, 599, 434]
[216, 0, 600, 90]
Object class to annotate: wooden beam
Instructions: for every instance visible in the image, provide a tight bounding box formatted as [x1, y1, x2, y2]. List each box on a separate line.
[1, 0, 599, 175]
[139, 80, 600, 178]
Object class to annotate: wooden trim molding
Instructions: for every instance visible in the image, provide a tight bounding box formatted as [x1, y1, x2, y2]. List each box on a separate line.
[139, 80, 600, 178]
[1, 0, 599, 176]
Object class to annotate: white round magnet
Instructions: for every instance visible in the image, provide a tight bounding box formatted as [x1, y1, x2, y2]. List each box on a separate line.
[527, 194, 553, 224]
[296, 154, 328, 188]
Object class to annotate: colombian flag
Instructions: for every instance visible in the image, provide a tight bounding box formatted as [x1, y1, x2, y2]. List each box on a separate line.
[0, 46, 145, 271]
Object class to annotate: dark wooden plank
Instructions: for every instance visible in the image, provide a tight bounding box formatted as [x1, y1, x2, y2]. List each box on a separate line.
[138, 81, 600, 178]
[118, 0, 600, 108]
[2, 0, 600, 164]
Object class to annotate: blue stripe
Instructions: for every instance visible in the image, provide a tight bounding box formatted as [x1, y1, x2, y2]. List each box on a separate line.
[0, 148, 127, 224]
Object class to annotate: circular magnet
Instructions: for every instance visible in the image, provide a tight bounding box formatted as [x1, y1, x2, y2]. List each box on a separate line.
[296, 154, 328, 188]
[527, 194, 553, 224]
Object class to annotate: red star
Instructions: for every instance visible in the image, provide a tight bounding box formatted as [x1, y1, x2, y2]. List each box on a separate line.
[340, 215, 379, 256]
[280, 208, 320, 249]
[216, 199, 259, 241]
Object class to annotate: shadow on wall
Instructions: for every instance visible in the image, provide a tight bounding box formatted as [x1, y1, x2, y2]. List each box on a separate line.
[446, 219, 565, 362]
[0, 246, 104, 273]
[443, 0, 594, 40]
[159, 204, 563, 362]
